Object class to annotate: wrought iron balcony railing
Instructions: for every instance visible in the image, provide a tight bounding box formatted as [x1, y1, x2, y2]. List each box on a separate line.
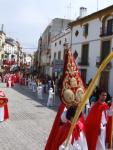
[100, 27, 113, 37]
[78, 57, 89, 66]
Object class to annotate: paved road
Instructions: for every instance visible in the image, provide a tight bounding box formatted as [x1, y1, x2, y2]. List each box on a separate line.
[0, 83, 60, 150]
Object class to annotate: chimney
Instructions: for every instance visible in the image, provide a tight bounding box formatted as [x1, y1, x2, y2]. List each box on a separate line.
[79, 7, 87, 18]
[1, 24, 4, 31]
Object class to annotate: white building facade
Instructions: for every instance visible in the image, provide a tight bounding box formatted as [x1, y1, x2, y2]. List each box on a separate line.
[0, 31, 6, 73]
[4, 38, 18, 63]
[51, 28, 71, 78]
[37, 18, 72, 77]
[69, 5, 113, 96]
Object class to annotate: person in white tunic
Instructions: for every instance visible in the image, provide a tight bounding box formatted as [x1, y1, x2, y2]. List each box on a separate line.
[0, 106, 4, 121]
[32, 80, 37, 93]
[7, 76, 12, 87]
[28, 78, 30, 89]
[59, 107, 88, 150]
[47, 87, 54, 107]
[96, 111, 107, 150]
[59, 132, 88, 150]
[37, 83, 43, 100]
[0, 90, 9, 121]
[96, 99, 113, 150]
[85, 90, 111, 150]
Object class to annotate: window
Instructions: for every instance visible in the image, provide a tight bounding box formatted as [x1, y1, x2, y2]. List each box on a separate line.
[55, 43, 57, 47]
[75, 30, 79, 36]
[1, 54, 4, 59]
[80, 69, 87, 84]
[101, 40, 110, 62]
[107, 19, 113, 35]
[59, 40, 61, 45]
[83, 24, 89, 36]
[64, 38, 67, 43]
[81, 44, 89, 65]
[58, 51, 61, 60]
[54, 52, 56, 59]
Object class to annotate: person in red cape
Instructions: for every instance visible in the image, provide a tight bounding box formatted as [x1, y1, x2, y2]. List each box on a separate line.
[15, 73, 19, 83]
[44, 46, 85, 150]
[51, 106, 77, 150]
[44, 46, 68, 150]
[0, 90, 9, 121]
[11, 74, 15, 86]
[59, 106, 87, 150]
[85, 90, 112, 150]
[44, 103, 65, 150]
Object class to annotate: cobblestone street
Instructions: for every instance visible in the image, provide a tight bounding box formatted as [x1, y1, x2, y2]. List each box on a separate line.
[0, 83, 60, 150]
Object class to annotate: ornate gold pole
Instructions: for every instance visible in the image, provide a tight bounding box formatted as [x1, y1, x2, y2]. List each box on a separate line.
[64, 52, 113, 149]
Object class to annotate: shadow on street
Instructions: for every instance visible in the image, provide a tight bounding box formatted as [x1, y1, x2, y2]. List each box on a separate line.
[11, 84, 61, 112]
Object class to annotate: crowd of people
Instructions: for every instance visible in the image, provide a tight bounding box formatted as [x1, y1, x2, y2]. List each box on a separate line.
[44, 86, 113, 150]
[0, 68, 113, 150]
[0, 72, 59, 123]
[44, 47, 113, 150]
[0, 73, 20, 122]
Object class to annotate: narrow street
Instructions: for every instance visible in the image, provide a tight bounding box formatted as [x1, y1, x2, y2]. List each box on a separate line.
[0, 83, 59, 150]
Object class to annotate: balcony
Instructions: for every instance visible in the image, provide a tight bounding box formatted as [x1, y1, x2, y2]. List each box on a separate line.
[4, 51, 10, 55]
[100, 27, 113, 37]
[3, 60, 16, 65]
[78, 57, 89, 66]
[96, 56, 112, 69]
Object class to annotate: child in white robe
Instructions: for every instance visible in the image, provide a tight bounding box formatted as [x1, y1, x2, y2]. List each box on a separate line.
[47, 87, 54, 107]
[37, 83, 43, 100]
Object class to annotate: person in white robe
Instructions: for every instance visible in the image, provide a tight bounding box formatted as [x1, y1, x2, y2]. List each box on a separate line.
[7, 76, 12, 87]
[32, 81, 37, 93]
[37, 83, 43, 100]
[0, 106, 4, 121]
[0, 91, 9, 121]
[59, 107, 88, 150]
[96, 101, 113, 150]
[47, 87, 54, 107]
[27, 77, 32, 89]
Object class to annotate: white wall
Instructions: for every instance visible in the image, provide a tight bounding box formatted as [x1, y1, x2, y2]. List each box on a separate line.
[86, 40, 100, 83]
[51, 31, 71, 63]
[71, 15, 113, 97]
[50, 30, 71, 76]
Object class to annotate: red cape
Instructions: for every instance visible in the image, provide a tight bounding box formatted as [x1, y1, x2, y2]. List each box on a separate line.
[4, 103, 9, 120]
[71, 114, 85, 144]
[85, 102, 109, 150]
[44, 103, 65, 150]
[45, 113, 85, 150]
[50, 121, 71, 150]
[44, 48, 85, 150]
[50, 115, 85, 150]
[0, 91, 9, 120]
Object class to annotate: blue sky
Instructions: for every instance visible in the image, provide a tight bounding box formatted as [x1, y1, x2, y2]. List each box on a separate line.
[0, 0, 113, 53]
